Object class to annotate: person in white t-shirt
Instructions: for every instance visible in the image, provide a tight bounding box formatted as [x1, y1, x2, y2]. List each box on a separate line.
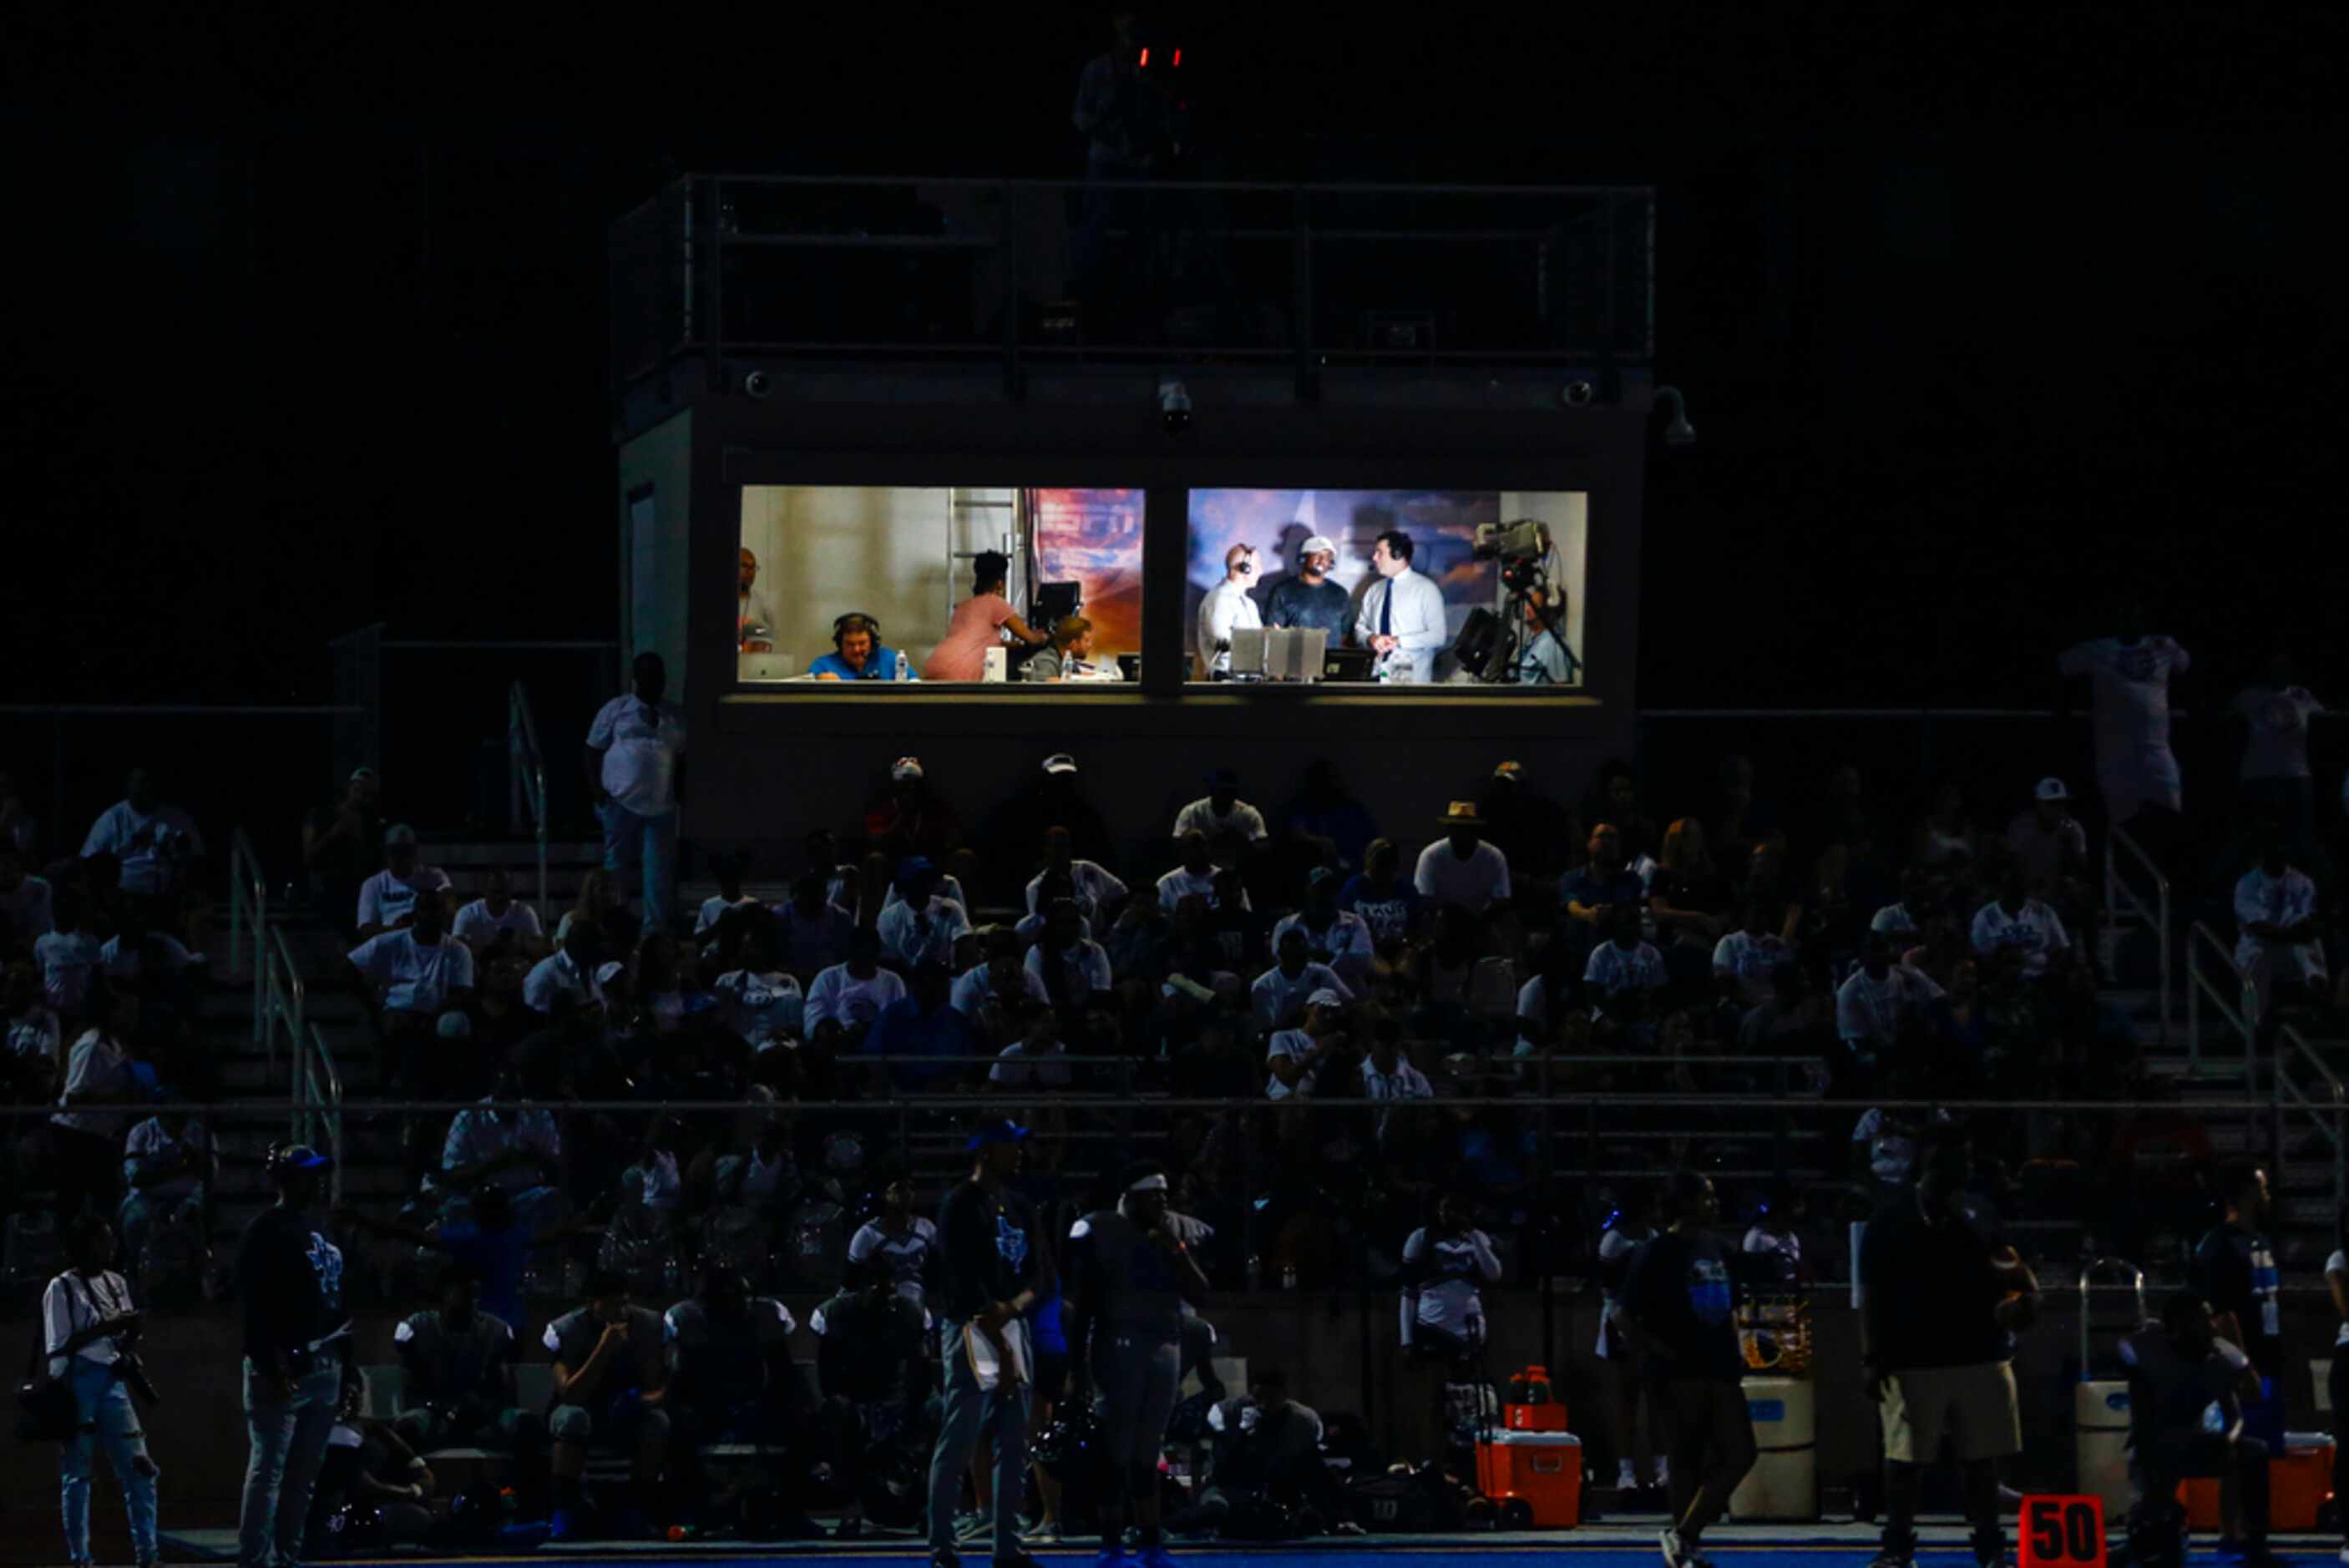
[34, 888, 103, 1019]
[80, 767, 205, 904]
[805, 930, 908, 1044]
[953, 928, 1050, 1019]
[4, 963, 63, 1088]
[1835, 932, 1947, 1054]
[1399, 1196, 1503, 1355]
[584, 651, 687, 933]
[451, 867, 545, 959]
[521, 929, 606, 1020]
[2233, 845, 2326, 1024]
[357, 825, 455, 941]
[712, 922, 806, 1048]
[0, 845, 53, 942]
[2059, 630, 2190, 824]
[1251, 928, 1353, 1029]
[1968, 873, 2073, 979]
[2004, 776, 2091, 909]
[2231, 652, 2325, 841]
[1414, 802, 1512, 913]
[1714, 896, 1795, 1009]
[1025, 898, 1113, 1009]
[846, 1177, 939, 1311]
[1156, 831, 1224, 913]
[875, 858, 972, 972]
[348, 895, 476, 1024]
[990, 1004, 1075, 1090]
[1263, 989, 1349, 1100]
[1196, 544, 1265, 679]
[1172, 768, 1268, 844]
[1269, 867, 1377, 990]
[1584, 903, 1668, 1002]
[1025, 826, 1129, 923]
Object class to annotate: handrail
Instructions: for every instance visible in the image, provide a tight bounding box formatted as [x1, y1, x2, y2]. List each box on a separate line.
[2187, 920, 2257, 1090]
[259, 922, 305, 1090]
[226, 828, 267, 1048]
[508, 681, 551, 928]
[293, 1021, 345, 1208]
[2105, 823, 2171, 1050]
[2275, 1024, 2345, 1216]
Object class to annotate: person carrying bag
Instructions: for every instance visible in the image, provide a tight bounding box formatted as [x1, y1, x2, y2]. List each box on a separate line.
[37, 1215, 160, 1568]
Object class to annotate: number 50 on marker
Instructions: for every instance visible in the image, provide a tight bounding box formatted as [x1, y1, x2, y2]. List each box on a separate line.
[2020, 1495, 2108, 1568]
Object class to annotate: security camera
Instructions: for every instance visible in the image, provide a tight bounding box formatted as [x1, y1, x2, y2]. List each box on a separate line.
[1158, 377, 1192, 434]
[1562, 381, 1594, 407]
[742, 370, 772, 401]
[1654, 385, 1696, 447]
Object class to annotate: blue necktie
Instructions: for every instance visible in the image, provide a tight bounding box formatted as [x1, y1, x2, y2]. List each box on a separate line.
[1380, 581, 1393, 638]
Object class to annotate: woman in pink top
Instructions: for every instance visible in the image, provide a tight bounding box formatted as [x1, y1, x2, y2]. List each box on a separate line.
[923, 550, 1048, 681]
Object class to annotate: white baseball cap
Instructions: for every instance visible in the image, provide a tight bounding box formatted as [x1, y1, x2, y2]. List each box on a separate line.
[1307, 989, 1347, 1009]
[891, 756, 924, 781]
[1042, 753, 1078, 776]
[2033, 777, 2070, 802]
[1300, 534, 1337, 557]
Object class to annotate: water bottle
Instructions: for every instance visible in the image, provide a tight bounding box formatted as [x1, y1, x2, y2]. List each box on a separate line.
[1246, 1253, 1262, 1291]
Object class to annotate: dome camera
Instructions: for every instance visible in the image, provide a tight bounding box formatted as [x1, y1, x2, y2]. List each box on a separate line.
[1158, 377, 1192, 434]
[1562, 380, 1594, 407]
[742, 370, 773, 401]
[1655, 385, 1696, 448]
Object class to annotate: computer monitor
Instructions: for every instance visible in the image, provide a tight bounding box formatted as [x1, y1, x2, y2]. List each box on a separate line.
[1323, 647, 1376, 683]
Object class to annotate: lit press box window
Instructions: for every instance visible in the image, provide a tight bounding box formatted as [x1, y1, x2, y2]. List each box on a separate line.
[737, 486, 1146, 685]
[1184, 488, 1586, 688]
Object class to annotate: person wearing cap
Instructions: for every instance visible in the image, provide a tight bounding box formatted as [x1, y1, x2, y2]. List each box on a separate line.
[868, 756, 963, 864]
[928, 1117, 1052, 1568]
[1356, 529, 1448, 685]
[237, 1142, 351, 1568]
[1194, 543, 1265, 680]
[1269, 867, 1376, 989]
[1415, 802, 1512, 915]
[1265, 534, 1351, 638]
[2003, 778, 2091, 911]
[352, 822, 453, 943]
[302, 766, 384, 940]
[879, 857, 975, 972]
[1251, 926, 1354, 1030]
[1024, 615, 1101, 683]
[585, 650, 687, 935]
[1066, 1160, 1209, 1568]
[1171, 769, 1267, 843]
[738, 546, 776, 653]
[1263, 989, 1351, 1100]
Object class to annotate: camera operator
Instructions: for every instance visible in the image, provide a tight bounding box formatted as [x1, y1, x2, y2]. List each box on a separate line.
[813, 1258, 934, 1537]
[237, 1143, 350, 1568]
[43, 1214, 159, 1568]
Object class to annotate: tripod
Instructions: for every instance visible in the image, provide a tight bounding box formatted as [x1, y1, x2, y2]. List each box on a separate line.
[1485, 565, 1582, 686]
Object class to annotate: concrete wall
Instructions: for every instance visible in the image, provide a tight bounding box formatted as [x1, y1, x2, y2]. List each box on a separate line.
[618, 407, 695, 688]
[8, 1290, 2341, 1556]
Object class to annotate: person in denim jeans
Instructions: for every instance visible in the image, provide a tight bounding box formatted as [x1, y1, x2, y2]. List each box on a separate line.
[585, 652, 686, 934]
[43, 1216, 159, 1568]
[238, 1144, 350, 1568]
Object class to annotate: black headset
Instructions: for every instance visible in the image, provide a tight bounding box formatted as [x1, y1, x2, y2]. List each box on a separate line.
[833, 611, 881, 650]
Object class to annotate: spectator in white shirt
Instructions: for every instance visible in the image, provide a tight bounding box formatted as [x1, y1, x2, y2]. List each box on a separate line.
[806, 929, 909, 1044]
[357, 824, 455, 941]
[1835, 932, 1947, 1055]
[1356, 529, 1450, 685]
[1270, 867, 1377, 990]
[990, 1004, 1075, 1091]
[119, 1113, 215, 1270]
[1968, 872, 2073, 979]
[1025, 826, 1129, 923]
[584, 650, 688, 933]
[1360, 1034, 1435, 1132]
[52, 987, 141, 1220]
[1252, 928, 1353, 1029]
[1025, 898, 1114, 1010]
[1584, 903, 1668, 1003]
[2003, 778, 2091, 909]
[1415, 802, 1512, 913]
[1172, 768, 1269, 844]
[80, 767, 205, 904]
[876, 858, 973, 972]
[0, 845, 53, 941]
[35, 888, 102, 1019]
[1196, 544, 1265, 679]
[1157, 831, 1224, 913]
[1868, 869, 1932, 949]
[712, 922, 805, 1047]
[2058, 630, 2190, 825]
[521, 929, 606, 1019]
[954, 928, 1050, 1019]
[1264, 989, 1349, 1099]
[452, 867, 545, 959]
[2233, 844, 2326, 1024]
[1399, 1196, 1503, 1352]
[2232, 652, 2325, 841]
[347, 895, 476, 1024]
[694, 851, 763, 939]
[438, 1065, 564, 1230]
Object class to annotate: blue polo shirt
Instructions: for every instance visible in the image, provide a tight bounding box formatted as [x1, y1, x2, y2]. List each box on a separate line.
[809, 647, 913, 680]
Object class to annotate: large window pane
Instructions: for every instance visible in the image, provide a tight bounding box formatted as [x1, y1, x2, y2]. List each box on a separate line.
[737, 486, 1144, 685]
[1185, 488, 1587, 687]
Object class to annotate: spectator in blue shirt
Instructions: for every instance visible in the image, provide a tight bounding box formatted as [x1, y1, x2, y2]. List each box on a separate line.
[810, 614, 913, 682]
[864, 966, 977, 1091]
[1561, 822, 1648, 961]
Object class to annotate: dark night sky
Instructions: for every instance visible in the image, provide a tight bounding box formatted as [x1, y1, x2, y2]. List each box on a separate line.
[6, 3, 2346, 711]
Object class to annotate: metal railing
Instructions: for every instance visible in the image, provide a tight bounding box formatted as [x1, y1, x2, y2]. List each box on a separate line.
[2186, 919, 2256, 1090]
[227, 827, 268, 1046]
[258, 923, 305, 1090]
[611, 175, 1656, 400]
[2105, 822, 2171, 1050]
[509, 680, 551, 926]
[2275, 1024, 2346, 1214]
[293, 1021, 346, 1207]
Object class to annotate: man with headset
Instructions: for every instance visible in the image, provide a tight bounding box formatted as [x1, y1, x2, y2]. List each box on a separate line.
[813, 613, 914, 681]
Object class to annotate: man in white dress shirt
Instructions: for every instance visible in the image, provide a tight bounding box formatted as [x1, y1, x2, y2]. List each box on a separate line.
[1354, 529, 1449, 685]
[1196, 544, 1264, 679]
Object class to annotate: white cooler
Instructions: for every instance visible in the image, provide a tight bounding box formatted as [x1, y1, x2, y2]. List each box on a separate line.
[2075, 1380, 2134, 1522]
[1729, 1377, 1815, 1520]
